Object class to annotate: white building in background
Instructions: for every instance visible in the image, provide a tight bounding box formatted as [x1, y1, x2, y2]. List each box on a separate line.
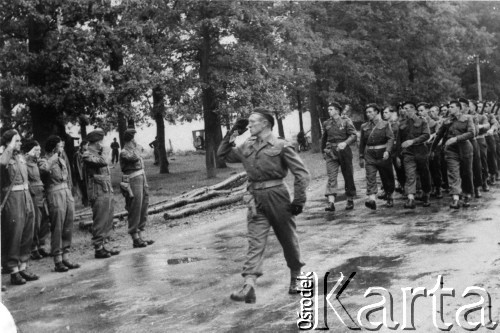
[67, 110, 312, 156]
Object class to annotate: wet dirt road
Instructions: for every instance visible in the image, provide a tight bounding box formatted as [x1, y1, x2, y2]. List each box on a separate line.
[4, 177, 500, 333]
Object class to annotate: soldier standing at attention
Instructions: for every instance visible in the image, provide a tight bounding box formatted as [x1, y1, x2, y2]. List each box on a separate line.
[321, 102, 357, 212]
[82, 129, 120, 259]
[432, 100, 475, 208]
[39, 135, 80, 272]
[359, 104, 395, 209]
[110, 138, 120, 168]
[120, 129, 154, 248]
[22, 140, 49, 260]
[217, 108, 310, 303]
[396, 101, 432, 209]
[0, 130, 39, 285]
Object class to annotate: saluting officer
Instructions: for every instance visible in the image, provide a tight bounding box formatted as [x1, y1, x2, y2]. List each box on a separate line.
[359, 104, 395, 209]
[119, 129, 154, 248]
[0, 130, 38, 285]
[22, 140, 49, 260]
[82, 129, 120, 259]
[396, 101, 432, 209]
[321, 102, 357, 212]
[217, 108, 310, 303]
[39, 135, 80, 272]
[432, 100, 475, 208]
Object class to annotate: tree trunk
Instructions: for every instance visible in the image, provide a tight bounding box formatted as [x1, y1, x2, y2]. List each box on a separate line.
[297, 91, 304, 133]
[153, 86, 170, 174]
[275, 112, 285, 138]
[199, 23, 226, 178]
[309, 83, 322, 153]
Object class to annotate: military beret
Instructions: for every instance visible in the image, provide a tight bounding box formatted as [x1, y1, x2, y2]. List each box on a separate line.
[123, 128, 137, 142]
[458, 98, 469, 105]
[416, 102, 430, 109]
[402, 101, 417, 109]
[45, 135, 61, 153]
[365, 103, 380, 113]
[230, 118, 249, 135]
[328, 102, 342, 111]
[251, 108, 275, 128]
[1, 129, 18, 146]
[22, 139, 40, 153]
[449, 100, 462, 109]
[86, 129, 105, 143]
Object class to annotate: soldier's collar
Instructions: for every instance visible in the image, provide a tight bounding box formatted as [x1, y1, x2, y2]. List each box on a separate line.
[257, 132, 276, 146]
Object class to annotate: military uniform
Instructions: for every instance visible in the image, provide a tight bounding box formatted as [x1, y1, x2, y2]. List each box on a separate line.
[0, 147, 35, 272]
[475, 114, 491, 188]
[396, 117, 432, 197]
[359, 118, 394, 197]
[217, 132, 310, 284]
[120, 141, 149, 239]
[389, 120, 406, 190]
[25, 155, 49, 255]
[468, 115, 483, 192]
[82, 146, 114, 251]
[321, 116, 357, 199]
[432, 114, 474, 197]
[485, 114, 498, 181]
[427, 116, 443, 195]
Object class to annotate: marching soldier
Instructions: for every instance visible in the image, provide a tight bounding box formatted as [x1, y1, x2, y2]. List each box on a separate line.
[438, 104, 450, 191]
[383, 106, 405, 194]
[396, 102, 432, 208]
[0, 130, 39, 285]
[471, 100, 491, 193]
[359, 104, 395, 209]
[217, 108, 310, 303]
[321, 102, 357, 212]
[427, 105, 444, 198]
[480, 101, 498, 185]
[432, 100, 475, 208]
[82, 129, 120, 259]
[119, 129, 154, 248]
[39, 135, 80, 272]
[22, 140, 50, 260]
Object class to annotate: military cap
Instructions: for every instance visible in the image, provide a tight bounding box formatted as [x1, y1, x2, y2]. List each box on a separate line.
[230, 118, 249, 135]
[1, 129, 18, 146]
[86, 129, 105, 143]
[22, 139, 40, 153]
[416, 102, 430, 109]
[365, 103, 380, 113]
[251, 107, 275, 128]
[402, 101, 417, 109]
[458, 98, 469, 105]
[328, 102, 342, 111]
[45, 135, 61, 153]
[123, 128, 137, 142]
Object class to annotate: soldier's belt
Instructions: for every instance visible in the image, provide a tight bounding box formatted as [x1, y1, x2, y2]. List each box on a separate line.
[366, 144, 386, 150]
[326, 141, 342, 146]
[126, 169, 144, 179]
[92, 175, 111, 181]
[476, 134, 486, 139]
[30, 182, 44, 187]
[249, 179, 283, 190]
[3, 183, 29, 192]
[47, 183, 68, 193]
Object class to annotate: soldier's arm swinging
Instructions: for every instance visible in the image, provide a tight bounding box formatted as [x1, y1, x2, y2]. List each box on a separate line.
[217, 133, 242, 164]
[281, 144, 310, 207]
[81, 151, 108, 167]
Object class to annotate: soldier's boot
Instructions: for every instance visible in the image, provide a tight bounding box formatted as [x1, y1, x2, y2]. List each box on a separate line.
[385, 193, 394, 208]
[377, 191, 387, 200]
[30, 250, 43, 260]
[482, 183, 490, 192]
[104, 247, 120, 256]
[474, 187, 482, 199]
[422, 193, 431, 207]
[365, 200, 377, 210]
[62, 254, 80, 269]
[435, 187, 443, 199]
[345, 200, 354, 210]
[230, 284, 256, 303]
[325, 202, 335, 212]
[404, 198, 416, 209]
[10, 272, 26, 285]
[19, 269, 39, 281]
[450, 199, 461, 209]
[289, 270, 302, 295]
[95, 246, 112, 259]
[463, 195, 471, 208]
[138, 232, 155, 245]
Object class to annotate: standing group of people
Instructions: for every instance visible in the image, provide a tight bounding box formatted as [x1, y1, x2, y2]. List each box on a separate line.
[1, 128, 153, 286]
[323, 99, 500, 211]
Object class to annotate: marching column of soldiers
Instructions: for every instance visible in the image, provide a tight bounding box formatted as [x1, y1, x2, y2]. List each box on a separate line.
[0, 129, 153, 286]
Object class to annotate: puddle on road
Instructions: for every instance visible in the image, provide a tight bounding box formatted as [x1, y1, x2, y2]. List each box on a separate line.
[318, 255, 404, 295]
[167, 257, 202, 265]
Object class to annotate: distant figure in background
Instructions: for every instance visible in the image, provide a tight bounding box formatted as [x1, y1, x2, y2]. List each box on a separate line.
[110, 138, 120, 168]
[149, 137, 159, 165]
[194, 132, 204, 150]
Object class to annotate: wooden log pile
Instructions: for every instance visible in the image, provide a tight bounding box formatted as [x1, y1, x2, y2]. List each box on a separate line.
[78, 172, 248, 229]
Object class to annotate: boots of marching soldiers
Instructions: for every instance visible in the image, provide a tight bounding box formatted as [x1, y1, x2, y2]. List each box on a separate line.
[365, 200, 377, 210]
[230, 284, 256, 303]
[325, 202, 335, 212]
[404, 198, 416, 209]
[450, 199, 460, 209]
[422, 193, 431, 207]
[288, 270, 302, 294]
[345, 200, 354, 210]
[385, 193, 394, 208]
[10, 272, 26, 285]
[482, 183, 490, 192]
[474, 187, 482, 199]
[462, 195, 471, 208]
